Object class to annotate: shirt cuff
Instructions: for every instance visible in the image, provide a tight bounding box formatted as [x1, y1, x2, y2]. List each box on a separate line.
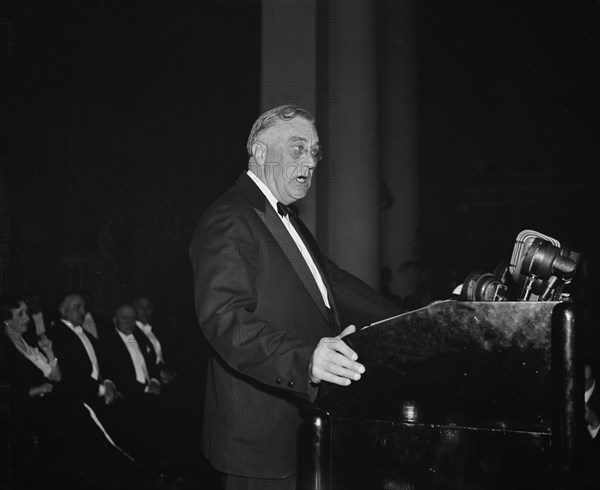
[589, 424, 599, 439]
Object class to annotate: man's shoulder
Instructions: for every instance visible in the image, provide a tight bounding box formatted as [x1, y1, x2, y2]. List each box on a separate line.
[47, 319, 71, 339]
[205, 173, 258, 215]
[192, 174, 260, 236]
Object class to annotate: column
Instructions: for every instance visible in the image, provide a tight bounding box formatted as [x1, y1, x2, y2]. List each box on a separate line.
[380, 0, 420, 300]
[322, 0, 380, 288]
[261, 0, 318, 233]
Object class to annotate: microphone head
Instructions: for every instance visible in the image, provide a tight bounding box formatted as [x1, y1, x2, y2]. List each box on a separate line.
[509, 229, 561, 283]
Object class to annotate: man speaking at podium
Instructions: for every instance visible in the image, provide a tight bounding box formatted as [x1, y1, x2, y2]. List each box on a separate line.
[190, 105, 401, 490]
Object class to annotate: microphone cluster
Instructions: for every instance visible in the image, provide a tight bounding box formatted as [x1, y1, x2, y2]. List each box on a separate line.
[459, 229, 580, 302]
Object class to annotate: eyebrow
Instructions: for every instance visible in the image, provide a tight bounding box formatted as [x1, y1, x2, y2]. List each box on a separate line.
[287, 135, 320, 146]
[287, 135, 307, 143]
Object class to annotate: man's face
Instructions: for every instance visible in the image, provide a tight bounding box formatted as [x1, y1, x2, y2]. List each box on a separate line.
[61, 295, 86, 326]
[114, 305, 136, 335]
[253, 117, 321, 205]
[133, 298, 153, 325]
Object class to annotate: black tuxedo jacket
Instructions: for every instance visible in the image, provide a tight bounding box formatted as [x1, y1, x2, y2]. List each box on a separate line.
[99, 326, 159, 399]
[47, 320, 106, 405]
[189, 172, 401, 478]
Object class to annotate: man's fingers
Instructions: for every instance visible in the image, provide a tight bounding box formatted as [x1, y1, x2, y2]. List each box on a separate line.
[311, 347, 365, 384]
[320, 349, 364, 373]
[312, 365, 356, 386]
[310, 329, 366, 386]
[339, 324, 356, 338]
[319, 336, 358, 361]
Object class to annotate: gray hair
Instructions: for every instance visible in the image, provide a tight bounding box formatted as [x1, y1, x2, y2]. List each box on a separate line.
[246, 105, 315, 157]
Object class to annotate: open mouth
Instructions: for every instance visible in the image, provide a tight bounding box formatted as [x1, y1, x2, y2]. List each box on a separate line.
[296, 175, 309, 184]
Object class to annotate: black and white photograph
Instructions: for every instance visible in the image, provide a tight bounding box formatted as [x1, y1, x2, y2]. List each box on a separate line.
[1, 1, 599, 489]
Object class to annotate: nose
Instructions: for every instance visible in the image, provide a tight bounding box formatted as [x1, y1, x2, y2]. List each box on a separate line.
[301, 156, 317, 171]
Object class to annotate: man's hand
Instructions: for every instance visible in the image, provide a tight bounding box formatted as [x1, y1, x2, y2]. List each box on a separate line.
[29, 382, 53, 398]
[103, 380, 121, 405]
[37, 334, 53, 352]
[146, 379, 161, 396]
[309, 325, 365, 386]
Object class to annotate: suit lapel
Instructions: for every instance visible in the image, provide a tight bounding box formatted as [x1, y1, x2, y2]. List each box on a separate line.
[236, 173, 337, 326]
[257, 204, 332, 323]
[290, 214, 342, 330]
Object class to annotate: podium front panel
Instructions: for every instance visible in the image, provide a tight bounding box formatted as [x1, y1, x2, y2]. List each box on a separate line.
[302, 301, 582, 490]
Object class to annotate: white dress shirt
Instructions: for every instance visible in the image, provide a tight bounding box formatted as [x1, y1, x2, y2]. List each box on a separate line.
[247, 170, 331, 308]
[116, 329, 150, 385]
[136, 320, 164, 365]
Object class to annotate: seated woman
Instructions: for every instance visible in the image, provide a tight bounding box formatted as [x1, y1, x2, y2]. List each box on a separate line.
[2, 298, 61, 488]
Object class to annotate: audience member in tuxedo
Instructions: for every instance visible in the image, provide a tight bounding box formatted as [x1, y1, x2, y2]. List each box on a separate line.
[190, 105, 402, 489]
[132, 294, 204, 477]
[2, 297, 141, 489]
[47, 293, 118, 407]
[100, 303, 167, 471]
[132, 295, 177, 385]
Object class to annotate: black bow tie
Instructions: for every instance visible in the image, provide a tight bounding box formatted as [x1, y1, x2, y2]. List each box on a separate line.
[276, 202, 298, 218]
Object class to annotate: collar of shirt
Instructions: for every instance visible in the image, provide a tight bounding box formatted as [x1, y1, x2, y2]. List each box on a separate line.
[247, 170, 330, 309]
[61, 319, 83, 335]
[247, 170, 287, 220]
[136, 320, 151, 332]
[116, 328, 136, 343]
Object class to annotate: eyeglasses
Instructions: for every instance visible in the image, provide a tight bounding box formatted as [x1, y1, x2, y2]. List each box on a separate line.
[289, 144, 323, 162]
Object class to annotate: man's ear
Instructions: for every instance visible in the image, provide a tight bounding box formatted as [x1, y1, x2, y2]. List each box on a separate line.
[252, 142, 266, 166]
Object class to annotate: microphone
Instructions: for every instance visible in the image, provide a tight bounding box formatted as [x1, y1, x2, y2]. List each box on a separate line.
[459, 229, 580, 302]
[508, 229, 561, 284]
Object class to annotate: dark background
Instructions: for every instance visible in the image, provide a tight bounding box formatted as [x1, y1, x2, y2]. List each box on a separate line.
[1, 0, 599, 345]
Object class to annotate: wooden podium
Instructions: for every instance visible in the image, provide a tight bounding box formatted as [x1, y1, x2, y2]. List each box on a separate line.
[301, 300, 584, 490]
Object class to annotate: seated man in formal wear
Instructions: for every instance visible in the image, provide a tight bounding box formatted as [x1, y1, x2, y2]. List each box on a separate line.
[100, 303, 165, 468]
[190, 105, 402, 490]
[102, 303, 161, 398]
[48, 293, 118, 407]
[132, 295, 177, 385]
[45, 293, 136, 486]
